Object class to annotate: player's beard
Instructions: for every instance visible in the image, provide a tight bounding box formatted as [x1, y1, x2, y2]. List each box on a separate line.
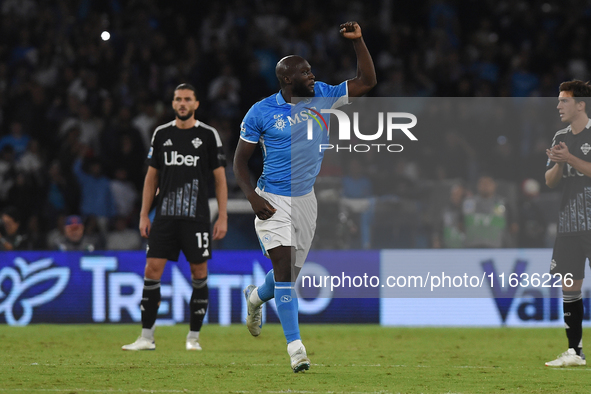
[175, 109, 194, 121]
[293, 82, 315, 98]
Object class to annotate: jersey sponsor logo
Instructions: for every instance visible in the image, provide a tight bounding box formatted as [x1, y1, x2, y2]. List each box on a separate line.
[163, 139, 173, 146]
[287, 108, 317, 126]
[273, 114, 287, 130]
[164, 151, 200, 167]
[192, 138, 202, 149]
[564, 163, 586, 177]
[582, 143, 591, 155]
[147, 147, 153, 159]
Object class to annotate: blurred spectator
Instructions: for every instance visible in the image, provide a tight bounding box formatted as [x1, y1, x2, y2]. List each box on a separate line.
[463, 175, 518, 248]
[208, 64, 241, 118]
[72, 154, 116, 236]
[0, 206, 30, 250]
[133, 100, 159, 151]
[27, 215, 45, 250]
[51, 215, 97, 252]
[518, 178, 547, 248]
[341, 158, 375, 249]
[101, 107, 146, 189]
[59, 103, 102, 154]
[7, 172, 39, 223]
[44, 161, 79, 226]
[110, 168, 138, 218]
[15, 139, 44, 183]
[0, 145, 16, 207]
[0, 121, 30, 158]
[432, 183, 467, 248]
[106, 216, 142, 250]
[435, 131, 476, 181]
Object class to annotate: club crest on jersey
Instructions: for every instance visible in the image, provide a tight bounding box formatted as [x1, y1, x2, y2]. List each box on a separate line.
[273, 114, 287, 131]
[192, 138, 202, 149]
[581, 143, 591, 155]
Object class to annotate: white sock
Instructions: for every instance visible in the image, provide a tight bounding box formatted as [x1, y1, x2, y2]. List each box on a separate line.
[187, 331, 200, 340]
[287, 339, 304, 355]
[142, 327, 155, 341]
[249, 287, 264, 308]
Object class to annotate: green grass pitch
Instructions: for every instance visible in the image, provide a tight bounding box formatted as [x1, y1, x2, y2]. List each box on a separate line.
[1, 324, 590, 393]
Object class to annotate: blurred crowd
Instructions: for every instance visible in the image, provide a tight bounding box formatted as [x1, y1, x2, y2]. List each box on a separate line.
[0, 0, 587, 250]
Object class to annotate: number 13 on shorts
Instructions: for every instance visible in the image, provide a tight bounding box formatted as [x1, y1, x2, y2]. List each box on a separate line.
[195, 232, 209, 248]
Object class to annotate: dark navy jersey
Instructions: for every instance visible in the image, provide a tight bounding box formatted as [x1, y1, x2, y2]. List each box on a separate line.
[147, 120, 226, 223]
[546, 119, 591, 236]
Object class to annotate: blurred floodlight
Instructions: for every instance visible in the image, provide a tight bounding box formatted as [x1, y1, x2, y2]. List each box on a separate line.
[101, 31, 110, 41]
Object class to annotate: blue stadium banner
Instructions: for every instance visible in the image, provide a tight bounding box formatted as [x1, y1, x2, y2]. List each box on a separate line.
[0, 251, 380, 326]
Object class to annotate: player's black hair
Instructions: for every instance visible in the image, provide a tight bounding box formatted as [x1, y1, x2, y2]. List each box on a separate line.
[2, 206, 21, 224]
[559, 80, 591, 112]
[174, 83, 198, 100]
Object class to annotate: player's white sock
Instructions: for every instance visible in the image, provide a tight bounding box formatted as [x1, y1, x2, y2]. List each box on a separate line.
[142, 327, 155, 341]
[187, 331, 200, 340]
[249, 287, 264, 308]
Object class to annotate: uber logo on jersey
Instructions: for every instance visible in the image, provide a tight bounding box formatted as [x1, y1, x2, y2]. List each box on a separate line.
[164, 151, 200, 166]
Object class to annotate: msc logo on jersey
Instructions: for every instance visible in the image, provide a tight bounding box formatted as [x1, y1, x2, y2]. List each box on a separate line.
[164, 151, 200, 167]
[581, 143, 591, 155]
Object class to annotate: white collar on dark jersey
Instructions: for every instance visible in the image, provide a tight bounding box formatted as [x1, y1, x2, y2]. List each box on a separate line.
[567, 118, 591, 132]
[174, 119, 200, 128]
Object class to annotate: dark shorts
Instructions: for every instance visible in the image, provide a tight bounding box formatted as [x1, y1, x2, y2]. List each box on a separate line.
[551, 235, 591, 280]
[147, 219, 212, 263]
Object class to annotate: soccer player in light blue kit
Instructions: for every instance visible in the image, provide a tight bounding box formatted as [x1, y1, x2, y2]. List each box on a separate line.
[233, 21, 376, 372]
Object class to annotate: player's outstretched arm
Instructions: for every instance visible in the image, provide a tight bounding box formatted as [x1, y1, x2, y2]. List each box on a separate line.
[340, 21, 377, 97]
[212, 166, 228, 240]
[139, 166, 159, 238]
[233, 139, 277, 220]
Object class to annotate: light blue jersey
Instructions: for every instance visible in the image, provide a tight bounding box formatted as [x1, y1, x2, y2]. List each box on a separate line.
[240, 81, 347, 196]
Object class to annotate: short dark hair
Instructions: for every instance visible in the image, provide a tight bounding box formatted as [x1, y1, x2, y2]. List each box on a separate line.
[174, 83, 198, 100]
[559, 80, 591, 112]
[3, 206, 21, 223]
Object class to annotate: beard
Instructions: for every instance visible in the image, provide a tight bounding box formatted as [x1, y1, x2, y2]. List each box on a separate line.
[292, 83, 315, 98]
[174, 109, 194, 121]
